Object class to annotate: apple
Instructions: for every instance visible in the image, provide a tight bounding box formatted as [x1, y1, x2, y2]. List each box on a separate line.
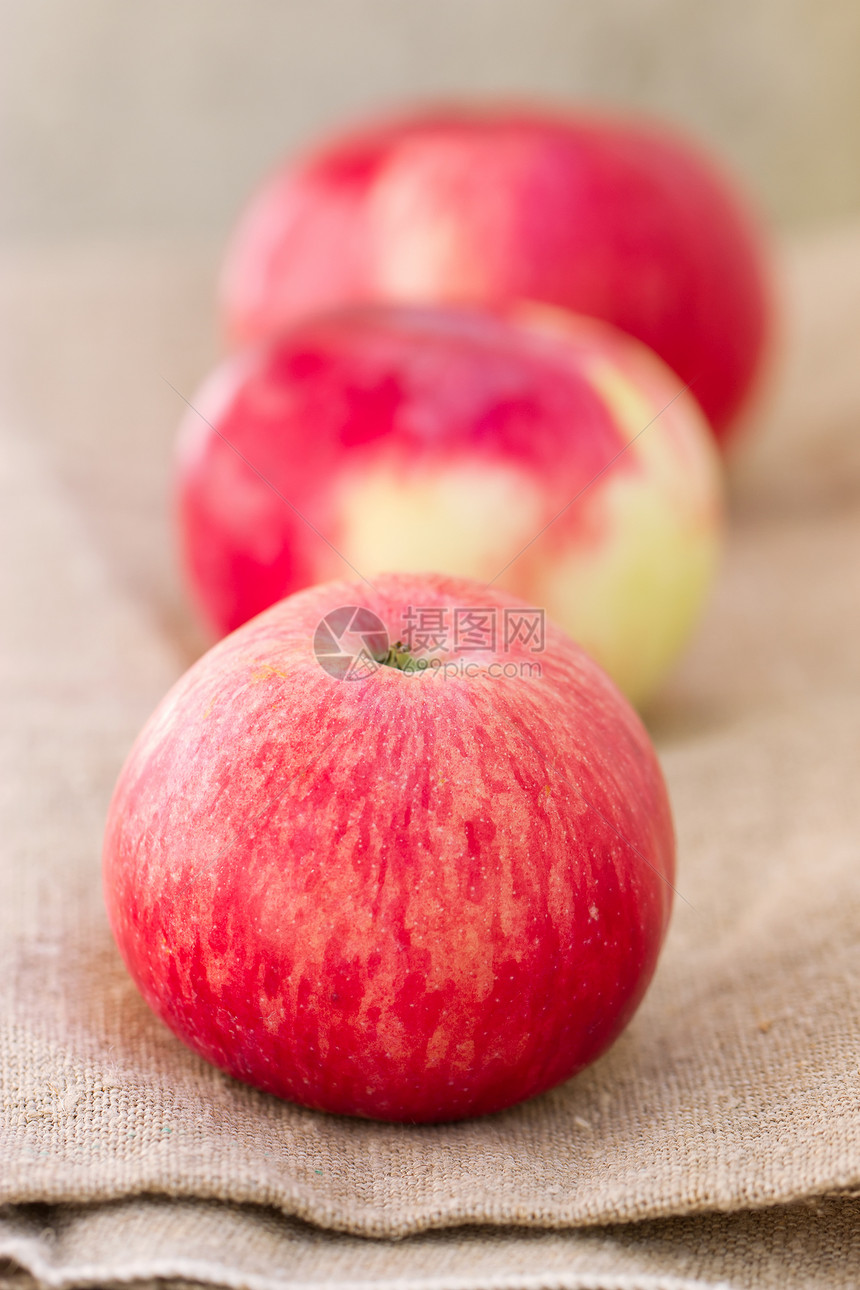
[177, 303, 722, 707]
[219, 104, 772, 445]
[103, 571, 676, 1123]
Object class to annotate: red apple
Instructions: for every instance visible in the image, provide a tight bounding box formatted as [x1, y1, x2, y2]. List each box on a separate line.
[219, 104, 772, 444]
[177, 303, 722, 707]
[103, 572, 675, 1123]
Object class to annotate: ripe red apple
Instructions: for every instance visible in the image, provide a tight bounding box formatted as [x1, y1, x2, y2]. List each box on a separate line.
[103, 572, 675, 1123]
[177, 303, 722, 707]
[219, 104, 772, 444]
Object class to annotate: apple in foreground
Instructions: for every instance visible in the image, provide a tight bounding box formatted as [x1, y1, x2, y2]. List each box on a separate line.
[177, 303, 722, 708]
[219, 104, 772, 444]
[103, 572, 675, 1123]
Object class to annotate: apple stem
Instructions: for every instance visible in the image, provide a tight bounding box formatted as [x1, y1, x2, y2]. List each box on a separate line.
[377, 640, 416, 671]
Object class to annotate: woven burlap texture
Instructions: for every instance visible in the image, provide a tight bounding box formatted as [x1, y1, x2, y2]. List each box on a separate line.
[2, 1196, 860, 1290]
[1, 227, 859, 1285]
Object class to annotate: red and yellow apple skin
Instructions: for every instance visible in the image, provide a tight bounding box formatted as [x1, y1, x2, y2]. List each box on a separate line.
[177, 304, 722, 707]
[219, 105, 772, 444]
[103, 572, 675, 1123]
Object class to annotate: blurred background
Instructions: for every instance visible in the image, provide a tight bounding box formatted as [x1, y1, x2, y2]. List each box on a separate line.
[3, 0, 860, 242]
[2, 0, 859, 659]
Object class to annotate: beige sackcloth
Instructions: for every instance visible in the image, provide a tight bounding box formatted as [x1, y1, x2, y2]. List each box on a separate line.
[1, 228, 859, 1288]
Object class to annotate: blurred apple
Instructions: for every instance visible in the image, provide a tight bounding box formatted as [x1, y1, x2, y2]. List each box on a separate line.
[103, 571, 676, 1123]
[219, 105, 772, 445]
[177, 303, 722, 706]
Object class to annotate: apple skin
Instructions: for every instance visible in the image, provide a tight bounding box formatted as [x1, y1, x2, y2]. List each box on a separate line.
[219, 105, 772, 444]
[177, 303, 723, 707]
[103, 572, 675, 1123]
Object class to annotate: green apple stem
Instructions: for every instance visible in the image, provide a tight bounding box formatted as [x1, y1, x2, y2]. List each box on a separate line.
[377, 640, 416, 672]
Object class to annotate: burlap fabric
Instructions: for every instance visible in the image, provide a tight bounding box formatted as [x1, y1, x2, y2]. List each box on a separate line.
[1, 228, 859, 1286]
